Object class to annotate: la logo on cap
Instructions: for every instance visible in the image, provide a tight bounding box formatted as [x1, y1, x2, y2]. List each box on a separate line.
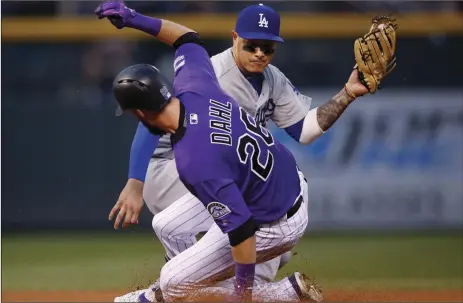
[258, 13, 268, 28]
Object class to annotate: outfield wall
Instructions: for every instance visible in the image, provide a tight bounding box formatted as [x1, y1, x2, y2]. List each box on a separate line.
[2, 87, 461, 231]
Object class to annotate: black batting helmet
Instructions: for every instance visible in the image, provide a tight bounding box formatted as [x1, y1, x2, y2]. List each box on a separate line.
[112, 64, 173, 116]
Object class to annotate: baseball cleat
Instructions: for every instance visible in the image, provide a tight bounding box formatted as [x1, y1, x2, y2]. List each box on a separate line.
[292, 272, 323, 302]
[114, 281, 161, 303]
[114, 289, 150, 302]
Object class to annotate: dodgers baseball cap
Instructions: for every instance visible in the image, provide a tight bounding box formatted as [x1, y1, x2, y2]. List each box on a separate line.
[235, 3, 284, 43]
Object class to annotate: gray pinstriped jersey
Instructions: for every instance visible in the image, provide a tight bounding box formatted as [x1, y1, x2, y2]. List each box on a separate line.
[152, 47, 312, 159]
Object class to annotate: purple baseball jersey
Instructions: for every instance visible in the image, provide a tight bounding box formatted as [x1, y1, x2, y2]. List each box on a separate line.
[172, 42, 302, 233]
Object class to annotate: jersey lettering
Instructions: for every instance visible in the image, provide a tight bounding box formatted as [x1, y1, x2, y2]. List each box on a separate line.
[255, 98, 275, 127]
[209, 99, 233, 146]
[210, 120, 231, 133]
[209, 99, 232, 121]
[237, 107, 275, 181]
[211, 133, 232, 146]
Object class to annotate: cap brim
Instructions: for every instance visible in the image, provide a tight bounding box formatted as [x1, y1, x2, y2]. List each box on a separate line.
[238, 32, 284, 43]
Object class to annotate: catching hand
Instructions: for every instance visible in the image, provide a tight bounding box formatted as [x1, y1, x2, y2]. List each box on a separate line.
[353, 15, 398, 94]
[345, 68, 369, 99]
[109, 178, 144, 229]
[95, 0, 136, 29]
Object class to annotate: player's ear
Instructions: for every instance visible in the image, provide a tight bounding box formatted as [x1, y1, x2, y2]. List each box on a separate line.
[132, 109, 146, 120]
[232, 30, 238, 42]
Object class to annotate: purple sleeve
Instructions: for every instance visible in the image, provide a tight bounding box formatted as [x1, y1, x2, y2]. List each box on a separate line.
[173, 43, 221, 97]
[190, 179, 252, 233]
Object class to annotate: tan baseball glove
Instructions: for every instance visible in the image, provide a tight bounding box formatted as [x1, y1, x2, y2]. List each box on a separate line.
[354, 15, 398, 93]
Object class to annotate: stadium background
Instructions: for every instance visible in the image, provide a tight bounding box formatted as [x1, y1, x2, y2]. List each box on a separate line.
[2, 1, 463, 301]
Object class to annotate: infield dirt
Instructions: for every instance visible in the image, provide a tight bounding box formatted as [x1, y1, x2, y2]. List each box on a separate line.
[2, 289, 463, 302]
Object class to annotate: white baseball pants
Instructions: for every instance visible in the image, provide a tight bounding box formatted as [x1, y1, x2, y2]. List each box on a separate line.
[158, 169, 309, 302]
[145, 158, 291, 284]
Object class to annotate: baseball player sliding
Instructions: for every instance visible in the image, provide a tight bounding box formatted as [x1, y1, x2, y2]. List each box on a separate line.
[97, 2, 324, 301]
[95, 1, 397, 302]
[110, 3, 315, 297]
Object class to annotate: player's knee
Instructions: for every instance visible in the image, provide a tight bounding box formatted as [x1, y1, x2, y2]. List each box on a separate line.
[152, 212, 191, 241]
[159, 265, 175, 299]
[151, 213, 168, 238]
[152, 213, 179, 240]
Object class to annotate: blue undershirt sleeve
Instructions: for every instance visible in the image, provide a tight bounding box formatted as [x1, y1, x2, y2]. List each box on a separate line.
[128, 122, 160, 182]
[283, 118, 304, 142]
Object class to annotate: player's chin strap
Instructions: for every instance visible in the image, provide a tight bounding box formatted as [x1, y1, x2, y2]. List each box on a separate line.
[171, 102, 187, 145]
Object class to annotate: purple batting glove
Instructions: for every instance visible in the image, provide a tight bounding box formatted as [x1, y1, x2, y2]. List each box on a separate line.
[95, 0, 136, 29]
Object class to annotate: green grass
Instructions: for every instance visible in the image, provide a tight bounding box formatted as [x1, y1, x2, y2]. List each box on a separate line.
[279, 232, 463, 290]
[2, 231, 463, 291]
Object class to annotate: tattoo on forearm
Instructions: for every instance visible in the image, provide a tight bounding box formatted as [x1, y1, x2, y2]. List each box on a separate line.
[317, 89, 354, 132]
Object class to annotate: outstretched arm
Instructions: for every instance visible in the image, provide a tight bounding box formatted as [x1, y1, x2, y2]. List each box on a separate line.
[108, 123, 160, 230]
[316, 70, 364, 131]
[95, 1, 195, 46]
[96, 1, 218, 95]
[284, 69, 367, 144]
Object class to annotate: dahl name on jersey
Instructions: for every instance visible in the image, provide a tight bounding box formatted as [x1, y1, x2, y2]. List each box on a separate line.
[208, 99, 233, 146]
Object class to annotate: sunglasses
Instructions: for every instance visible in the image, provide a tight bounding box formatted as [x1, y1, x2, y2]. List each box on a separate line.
[242, 42, 276, 55]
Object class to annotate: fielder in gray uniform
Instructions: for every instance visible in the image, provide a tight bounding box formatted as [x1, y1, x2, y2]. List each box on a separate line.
[101, 2, 369, 302]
